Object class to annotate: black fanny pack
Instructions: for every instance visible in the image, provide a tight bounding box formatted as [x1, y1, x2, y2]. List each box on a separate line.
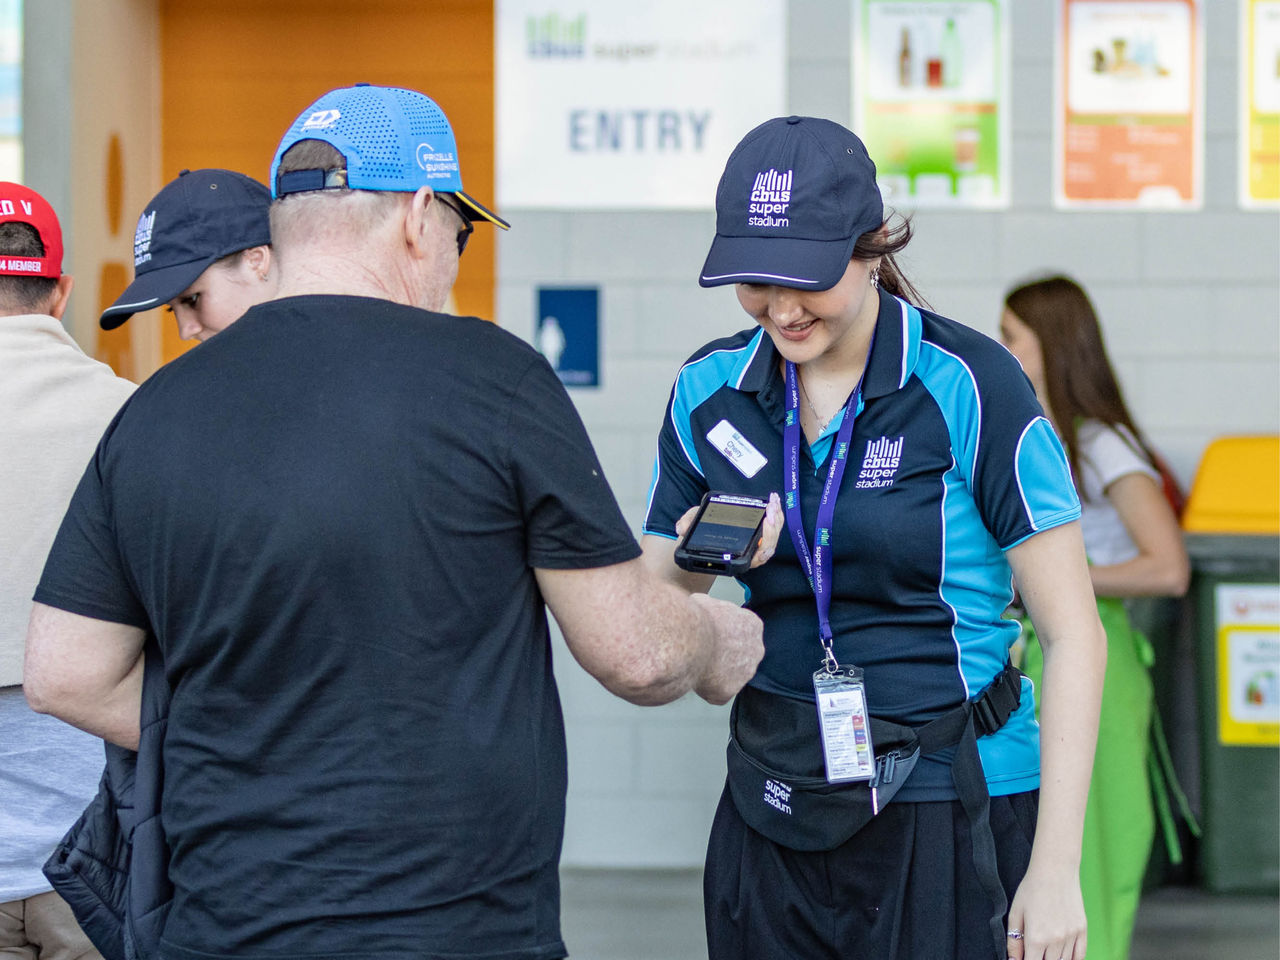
[725, 662, 1023, 852]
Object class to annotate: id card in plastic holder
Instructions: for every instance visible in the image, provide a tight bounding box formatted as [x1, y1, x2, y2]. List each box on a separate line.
[812, 666, 876, 783]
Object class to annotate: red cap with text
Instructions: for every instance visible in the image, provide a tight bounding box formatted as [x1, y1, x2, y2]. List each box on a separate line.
[0, 182, 63, 278]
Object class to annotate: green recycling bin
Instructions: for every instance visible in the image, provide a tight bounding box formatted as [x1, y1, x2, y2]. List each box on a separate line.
[1182, 437, 1280, 894]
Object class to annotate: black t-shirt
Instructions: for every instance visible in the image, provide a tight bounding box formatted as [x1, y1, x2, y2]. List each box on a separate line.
[35, 296, 641, 960]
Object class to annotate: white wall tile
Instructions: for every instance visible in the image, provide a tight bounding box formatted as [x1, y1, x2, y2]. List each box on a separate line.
[1009, 0, 1054, 61]
[496, 212, 570, 281]
[561, 794, 717, 867]
[1139, 213, 1280, 282]
[1090, 284, 1217, 360]
[567, 720, 639, 795]
[1000, 213, 1143, 280]
[789, 0, 851, 61]
[636, 718, 730, 799]
[900, 211, 1002, 282]
[790, 61, 850, 121]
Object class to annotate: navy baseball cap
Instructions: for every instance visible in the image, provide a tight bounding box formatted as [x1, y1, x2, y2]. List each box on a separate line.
[100, 169, 271, 330]
[700, 116, 884, 291]
[270, 84, 509, 231]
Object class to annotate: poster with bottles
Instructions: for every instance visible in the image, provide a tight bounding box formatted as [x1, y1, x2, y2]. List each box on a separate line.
[1055, 0, 1203, 208]
[1241, 0, 1280, 207]
[852, 0, 1010, 209]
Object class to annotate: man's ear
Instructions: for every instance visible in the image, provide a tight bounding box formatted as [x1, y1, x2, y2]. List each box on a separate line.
[47, 274, 74, 320]
[404, 186, 434, 259]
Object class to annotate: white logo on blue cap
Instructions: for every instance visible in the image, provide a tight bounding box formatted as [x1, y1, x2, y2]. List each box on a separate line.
[748, 168, 792, 228]
[134, 210, 156, 267]
[302, 109, 341, 130]
[415, 142, 459, 180]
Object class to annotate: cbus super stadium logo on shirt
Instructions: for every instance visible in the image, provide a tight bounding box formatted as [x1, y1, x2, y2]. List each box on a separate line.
[855, 436, 904, 489]
[748, 168, 792, 228]
[134, 210, 156, 267]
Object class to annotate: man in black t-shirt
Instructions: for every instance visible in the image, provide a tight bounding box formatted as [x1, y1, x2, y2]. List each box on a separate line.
[24, 85, 766, 960]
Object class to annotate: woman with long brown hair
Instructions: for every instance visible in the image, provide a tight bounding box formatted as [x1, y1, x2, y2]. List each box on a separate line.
[1002, 274, 1190, 960]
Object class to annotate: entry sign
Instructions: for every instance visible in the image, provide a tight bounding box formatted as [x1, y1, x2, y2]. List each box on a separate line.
[1215, 583, 1280, 746]
[537, 287, 599, 388]
[496, 0, 785, 208]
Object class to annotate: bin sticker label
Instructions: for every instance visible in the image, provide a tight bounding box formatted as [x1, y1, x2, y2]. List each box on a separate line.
[1216, 583, 1280, 746]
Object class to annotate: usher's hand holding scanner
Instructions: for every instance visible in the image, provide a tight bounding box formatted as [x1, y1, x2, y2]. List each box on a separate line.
[673, 492, 770, 578]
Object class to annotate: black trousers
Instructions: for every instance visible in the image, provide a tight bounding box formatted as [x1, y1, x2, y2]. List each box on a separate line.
[704, 783, 1039, 960]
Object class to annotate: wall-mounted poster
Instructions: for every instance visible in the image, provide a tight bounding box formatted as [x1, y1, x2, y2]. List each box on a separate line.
[1242, 0, 1280, 207]
[496, 1, 785, 209]
[852, 0, 1010, 209]
[1214, 583, 1280, 747]
[1055, 0, 1204, 209]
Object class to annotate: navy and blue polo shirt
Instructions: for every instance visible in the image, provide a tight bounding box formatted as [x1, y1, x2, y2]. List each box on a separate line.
[644, 291, 1081, 800]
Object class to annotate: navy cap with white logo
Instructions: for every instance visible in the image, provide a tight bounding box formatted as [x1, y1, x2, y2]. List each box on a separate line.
[699, 116, 884, 292]
[100, 168, 271, 330]
[269, 83, 509, 231]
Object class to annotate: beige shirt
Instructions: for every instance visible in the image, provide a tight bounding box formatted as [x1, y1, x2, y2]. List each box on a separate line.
[0, 314, 136, 685]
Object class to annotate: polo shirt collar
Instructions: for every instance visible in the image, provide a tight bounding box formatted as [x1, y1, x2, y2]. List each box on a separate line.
[863, 290, 922, 399]
[732, 289, 922, 400]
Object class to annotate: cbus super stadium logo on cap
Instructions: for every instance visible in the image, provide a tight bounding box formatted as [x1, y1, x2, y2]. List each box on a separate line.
[134, 210, 156, 267]
[302, 109, 341, 130]
[748, 168, 792, 229]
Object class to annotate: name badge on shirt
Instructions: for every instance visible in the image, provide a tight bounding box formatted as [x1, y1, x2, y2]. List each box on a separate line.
[812, 667, 877, 783]
[707, 419, 767, 478]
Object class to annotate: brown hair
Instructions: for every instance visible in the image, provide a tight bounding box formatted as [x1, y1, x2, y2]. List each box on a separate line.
[1003, 275, 1157, 496]
[0, 222, 58, 314]
[852, 213, 927, 308]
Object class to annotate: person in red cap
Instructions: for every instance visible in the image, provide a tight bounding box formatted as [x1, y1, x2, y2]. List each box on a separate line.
[0, 182, 134, 958]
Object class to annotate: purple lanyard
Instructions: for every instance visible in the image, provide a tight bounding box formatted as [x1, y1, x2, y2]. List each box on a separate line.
[782, 355, 869, 669]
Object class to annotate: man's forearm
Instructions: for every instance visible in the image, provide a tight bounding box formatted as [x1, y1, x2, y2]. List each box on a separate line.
[24, 602, 147, 749]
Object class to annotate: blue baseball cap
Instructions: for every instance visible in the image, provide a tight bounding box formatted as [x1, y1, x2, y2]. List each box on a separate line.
[270, 84, 509, 231]
[100, 168, 271, 330]
[699, 116, 884, 291]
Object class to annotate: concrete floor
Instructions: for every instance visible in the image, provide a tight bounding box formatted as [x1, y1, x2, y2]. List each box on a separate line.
[559, 868, 1280, 960]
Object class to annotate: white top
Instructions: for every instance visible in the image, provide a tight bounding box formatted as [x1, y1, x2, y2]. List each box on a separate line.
[1075, 419, 1160, 568]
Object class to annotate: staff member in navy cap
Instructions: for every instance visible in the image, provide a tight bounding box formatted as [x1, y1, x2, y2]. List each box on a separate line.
[100, 168, 277, 342]
[642, 116, 1106, 960]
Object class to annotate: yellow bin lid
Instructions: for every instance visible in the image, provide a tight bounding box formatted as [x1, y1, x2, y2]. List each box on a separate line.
[1182, 435, 1280, 535]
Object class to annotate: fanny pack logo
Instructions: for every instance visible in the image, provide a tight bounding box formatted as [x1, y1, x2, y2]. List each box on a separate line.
[748, 168, 792, 229]
[855, 436, 904, 489]
[763, 778, 792, 815]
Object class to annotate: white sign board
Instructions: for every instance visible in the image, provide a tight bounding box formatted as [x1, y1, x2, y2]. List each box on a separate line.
[496, 1, 787, 209]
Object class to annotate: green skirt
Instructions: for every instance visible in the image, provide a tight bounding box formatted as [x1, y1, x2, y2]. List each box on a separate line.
[1021, 597, 1184, 960]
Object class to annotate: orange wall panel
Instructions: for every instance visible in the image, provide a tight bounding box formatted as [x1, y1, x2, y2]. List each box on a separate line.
[159, 0, 497, 362]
